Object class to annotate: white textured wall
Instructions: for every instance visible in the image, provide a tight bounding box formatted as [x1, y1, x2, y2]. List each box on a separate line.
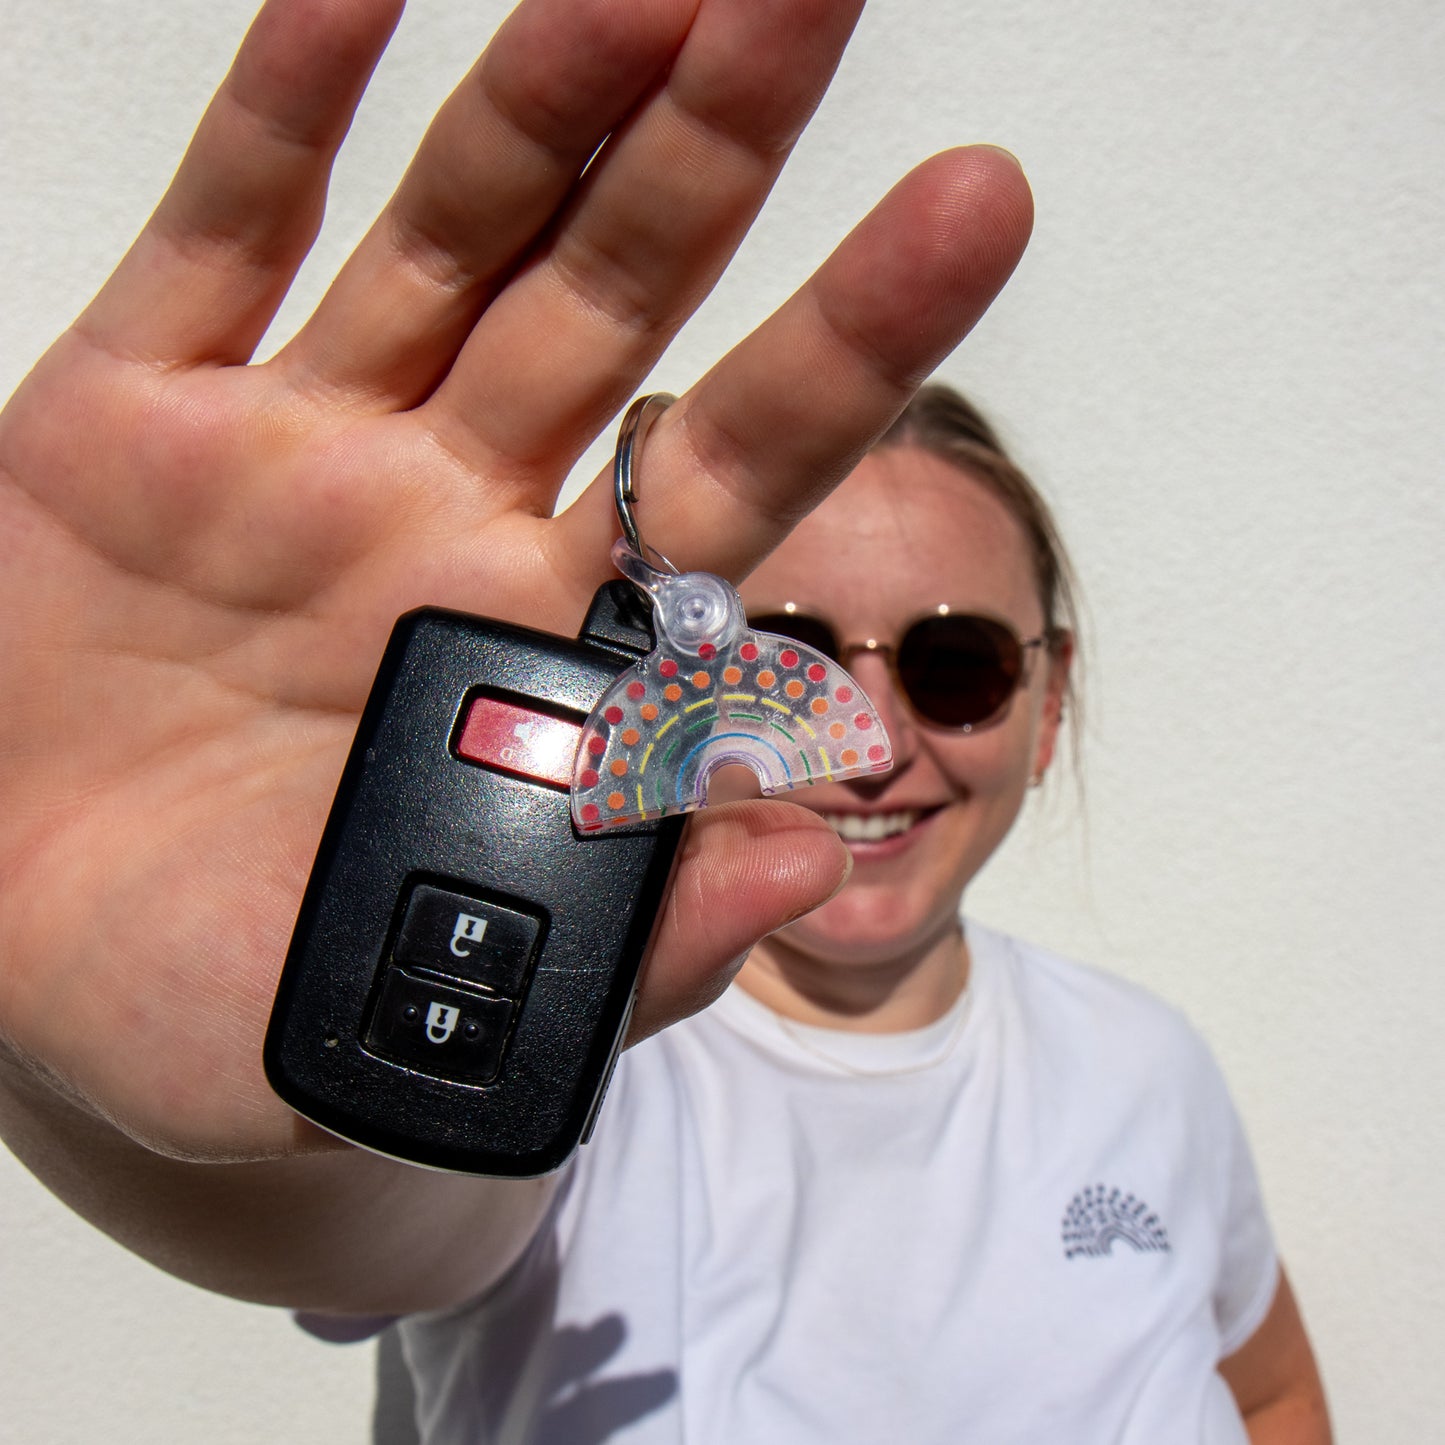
[2, 1, 1441, 1440]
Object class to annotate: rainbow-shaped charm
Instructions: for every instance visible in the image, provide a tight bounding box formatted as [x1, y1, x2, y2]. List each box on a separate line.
[571, 542, 892, 831]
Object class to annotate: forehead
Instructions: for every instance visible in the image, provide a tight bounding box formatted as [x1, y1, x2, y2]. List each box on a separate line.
[741, 445, 1042, 628]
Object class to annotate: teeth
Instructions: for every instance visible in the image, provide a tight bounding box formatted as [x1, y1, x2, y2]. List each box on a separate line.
[822, 811, 920, 842]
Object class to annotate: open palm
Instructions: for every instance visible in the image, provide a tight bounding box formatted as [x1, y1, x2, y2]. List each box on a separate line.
[0, 0, 1030, 1165]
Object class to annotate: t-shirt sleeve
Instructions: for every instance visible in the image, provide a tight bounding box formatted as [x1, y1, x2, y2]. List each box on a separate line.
[1198, 1045, 1280, 1357]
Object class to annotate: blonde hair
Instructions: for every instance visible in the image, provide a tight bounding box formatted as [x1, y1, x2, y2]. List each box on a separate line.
[878, 382, 1082, 746]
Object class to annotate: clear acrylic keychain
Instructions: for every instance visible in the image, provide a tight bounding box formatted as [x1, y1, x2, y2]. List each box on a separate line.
[571, 394, 893, 831]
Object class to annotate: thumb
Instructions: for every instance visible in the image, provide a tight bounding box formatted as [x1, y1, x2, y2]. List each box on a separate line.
[625, 800, 850, 1044]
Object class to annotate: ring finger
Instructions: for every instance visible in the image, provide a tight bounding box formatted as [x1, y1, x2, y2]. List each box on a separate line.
[419, 0, 866, 485]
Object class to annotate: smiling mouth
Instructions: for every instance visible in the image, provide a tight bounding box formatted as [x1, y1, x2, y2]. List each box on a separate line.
[819, 809, 934, 843]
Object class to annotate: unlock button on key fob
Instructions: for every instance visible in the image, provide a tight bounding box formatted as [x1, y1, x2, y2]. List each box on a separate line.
[394, 884, 541, 996]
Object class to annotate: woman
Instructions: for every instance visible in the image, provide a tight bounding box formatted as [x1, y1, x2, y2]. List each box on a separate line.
[386, 386, 1332, 1443]
[0, 0, 1327, 1439]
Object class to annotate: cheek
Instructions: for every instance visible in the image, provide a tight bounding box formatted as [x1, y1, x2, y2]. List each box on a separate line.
[933, 715, 1036, 799]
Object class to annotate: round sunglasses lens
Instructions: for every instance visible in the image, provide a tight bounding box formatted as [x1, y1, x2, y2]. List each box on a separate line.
[747, 613, 839, 660]
[896, 615, 1022, 728]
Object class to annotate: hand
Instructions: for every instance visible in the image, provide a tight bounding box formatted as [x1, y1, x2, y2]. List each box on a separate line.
[0, 0, 1031, 1165]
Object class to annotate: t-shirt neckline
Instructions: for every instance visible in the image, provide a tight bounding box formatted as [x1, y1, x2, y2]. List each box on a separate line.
[711, 918, 996, 1077]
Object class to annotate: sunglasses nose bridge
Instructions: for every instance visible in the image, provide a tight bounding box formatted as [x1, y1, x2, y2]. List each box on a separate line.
[836, 637, 893, 668]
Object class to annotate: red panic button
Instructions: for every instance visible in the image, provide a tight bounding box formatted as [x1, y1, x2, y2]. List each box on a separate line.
[454, 695, 584, 790]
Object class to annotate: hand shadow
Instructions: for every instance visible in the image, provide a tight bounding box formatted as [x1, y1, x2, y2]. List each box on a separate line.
[534, 1314, 677, 1444]
[372, 1302, 677, 1443]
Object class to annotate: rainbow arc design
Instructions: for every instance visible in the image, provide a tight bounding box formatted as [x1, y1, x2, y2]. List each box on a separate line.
[570, 628, 891, 830]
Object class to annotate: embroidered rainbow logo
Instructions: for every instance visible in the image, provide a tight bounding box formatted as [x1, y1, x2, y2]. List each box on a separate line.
[1061, 1184, 1171, 1259]
[570, 627, 891, 831]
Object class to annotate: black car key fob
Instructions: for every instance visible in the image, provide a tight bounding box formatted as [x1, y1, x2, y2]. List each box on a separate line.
[264, 579, 685, 1177]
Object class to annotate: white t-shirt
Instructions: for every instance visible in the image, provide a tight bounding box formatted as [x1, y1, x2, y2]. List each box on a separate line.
[396, 921, 1278, 1444]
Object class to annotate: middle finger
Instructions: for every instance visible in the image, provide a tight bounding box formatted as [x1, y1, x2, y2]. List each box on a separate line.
[277, 0, 700, 406]
[423, 0, 866, 482]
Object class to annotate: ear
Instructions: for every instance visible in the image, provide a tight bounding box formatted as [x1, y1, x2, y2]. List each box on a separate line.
[1030, 631, 1074, 784]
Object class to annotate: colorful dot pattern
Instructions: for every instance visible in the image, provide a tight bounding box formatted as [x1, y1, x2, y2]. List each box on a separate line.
[571, 625, 893, 830]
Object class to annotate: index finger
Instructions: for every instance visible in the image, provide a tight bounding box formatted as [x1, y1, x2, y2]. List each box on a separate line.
[555, 145, 1034, 581]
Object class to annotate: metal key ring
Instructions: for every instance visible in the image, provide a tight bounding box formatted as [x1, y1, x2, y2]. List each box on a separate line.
[613, 392, 678, 573]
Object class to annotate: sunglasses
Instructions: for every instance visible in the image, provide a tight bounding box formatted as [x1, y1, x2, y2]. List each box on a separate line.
[747, 609, 1047, 732]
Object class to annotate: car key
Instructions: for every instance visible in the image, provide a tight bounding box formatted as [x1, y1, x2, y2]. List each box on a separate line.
[264, 576, 683, 1176]
[264, 394, 891, 1177]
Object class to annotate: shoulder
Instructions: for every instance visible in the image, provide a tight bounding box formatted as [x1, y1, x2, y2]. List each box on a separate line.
[969, 919, 1226, 1101]
[973, 918, 1191, 1034]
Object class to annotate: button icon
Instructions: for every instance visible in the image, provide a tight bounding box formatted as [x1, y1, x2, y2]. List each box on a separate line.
[450, 913, 489, 957]
[454, 695, 584, 788]
[425, 1001, 460, 1044]
[365, 967, 515, 1083]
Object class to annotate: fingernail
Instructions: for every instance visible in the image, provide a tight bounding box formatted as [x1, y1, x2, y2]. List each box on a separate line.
[824, 846, 854, 903]
[975, 143, 1023, 170]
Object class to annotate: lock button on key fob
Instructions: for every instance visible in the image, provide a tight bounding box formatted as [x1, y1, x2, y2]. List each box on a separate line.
[365, 969, 515, 1084]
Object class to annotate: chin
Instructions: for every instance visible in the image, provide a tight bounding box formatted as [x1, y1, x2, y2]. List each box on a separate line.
[773, 882, 957, 969]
